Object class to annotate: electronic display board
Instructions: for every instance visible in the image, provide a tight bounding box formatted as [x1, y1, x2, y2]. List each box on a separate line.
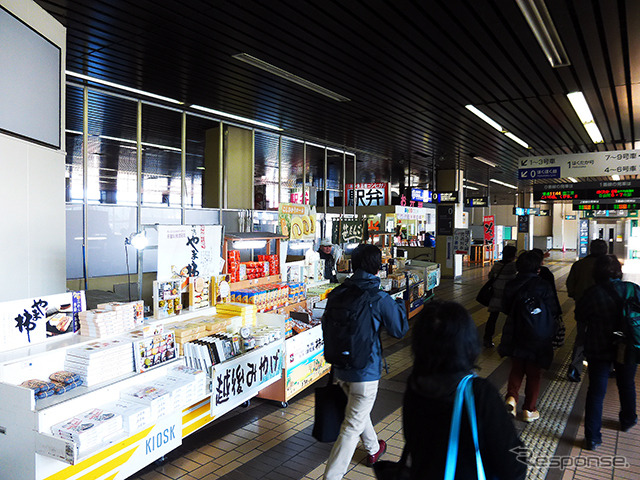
[464, 196, 488, 207]
[534, 180, 640, 202]
[573, 203, 640, 211]
[431, 191, 458, 203]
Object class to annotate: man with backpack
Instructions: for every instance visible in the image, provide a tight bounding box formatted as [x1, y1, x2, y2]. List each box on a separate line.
[322, 244, 408, 480]
[575, 254, 639, 450]
[498, 250, 559, 423]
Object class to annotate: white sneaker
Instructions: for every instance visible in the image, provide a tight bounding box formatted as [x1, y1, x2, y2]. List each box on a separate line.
[522, 410, 540, 422]
[505, 396, 516, 417]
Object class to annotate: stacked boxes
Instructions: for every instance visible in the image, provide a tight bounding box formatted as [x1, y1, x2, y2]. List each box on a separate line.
[64, 339, 134, 386]
[227, 250, 241, 283]
[287, 282, 305, 304]
[167, 365, 207, 401]
[120, 385, 171, 420]
[100, 399, 151, 434]
[153, 280, 183, 319]
[96, 301, 144, 328]
[79, 300, 144, 337]
[228, 282, 305, 311]
[51, 408, 123, 453]
[215, 303, 257, 325]
[257, 254, 279, 276]
[241, 261, 269, 280]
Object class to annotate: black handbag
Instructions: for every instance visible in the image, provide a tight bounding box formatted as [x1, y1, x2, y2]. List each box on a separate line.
[476, 263, 506, 306]
[373, 447, 410, 480]
[312, 369, 347, 442]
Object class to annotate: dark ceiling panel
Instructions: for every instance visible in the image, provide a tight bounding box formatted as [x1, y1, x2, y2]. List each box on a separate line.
[35, 0, 640, 189]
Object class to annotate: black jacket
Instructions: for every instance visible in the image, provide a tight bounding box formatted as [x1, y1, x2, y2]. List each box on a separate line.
[403, 373, 526, 480]
[499, 272, 559, 369]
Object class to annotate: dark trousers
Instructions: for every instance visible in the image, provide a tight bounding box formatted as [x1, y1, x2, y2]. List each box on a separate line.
[484, 311, 500, 341]
[569, 320, 586, 374]
[584, 360, 637, 443]
[506, 357, 542, 411]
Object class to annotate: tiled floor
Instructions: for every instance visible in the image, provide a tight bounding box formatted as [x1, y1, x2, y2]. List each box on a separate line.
[128, 251, 640, 480]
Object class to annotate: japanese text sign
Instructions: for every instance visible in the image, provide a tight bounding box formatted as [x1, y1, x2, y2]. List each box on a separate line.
[278, 203, 317, 240]
[519, 149, 640, 179]
[331, 219, 364, 244]
[453, 229, 471, 255]
[210, 341, 284, 418]
[345, 183, 388, 206]
[483, 216, 495, 243]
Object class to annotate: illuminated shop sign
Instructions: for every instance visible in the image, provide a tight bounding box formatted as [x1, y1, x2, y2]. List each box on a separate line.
[345, 183, 388, 206]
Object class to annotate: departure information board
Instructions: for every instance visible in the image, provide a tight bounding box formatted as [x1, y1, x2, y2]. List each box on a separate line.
[573, 203, 640, 211]
[534, 180, 640, 202]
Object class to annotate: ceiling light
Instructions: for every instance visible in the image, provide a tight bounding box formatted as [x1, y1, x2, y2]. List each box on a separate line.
[490, 179, 518, 190]
[567, 177, 578, 183]
[612, 175, 621, 181]
[465, 105, 531, 149]
[516, 0, 570, 68]
[504, 132, 530, 149]
[466, 180, 489, 187]
[233, 53, 351, 102]
[99, 134, 181, 152]
[190, 104, 282, 131]
[465, 105, 503, 132]
[567, 92, 604, 144]
[539, 200, 547, 204]
[473, 156, 498, 168]
[233, 240, 267, 249]
[66, 71, 183, 105]
[463, 185, 479, 191]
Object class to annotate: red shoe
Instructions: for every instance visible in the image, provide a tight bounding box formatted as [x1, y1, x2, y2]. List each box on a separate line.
[366, 440, 387, 467]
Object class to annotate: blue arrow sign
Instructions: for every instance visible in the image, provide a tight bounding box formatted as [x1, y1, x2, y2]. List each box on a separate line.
[518, 167, 561, 179]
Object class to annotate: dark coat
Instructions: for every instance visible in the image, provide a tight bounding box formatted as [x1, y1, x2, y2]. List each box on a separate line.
[403, 373, 526, 480]
[498, 272, 559, 369]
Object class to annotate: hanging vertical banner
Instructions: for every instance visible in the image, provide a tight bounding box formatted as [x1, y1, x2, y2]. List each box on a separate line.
[278, 203, 317, 240]
[483, 216, 495, 243]
[157, 225, 224, 288]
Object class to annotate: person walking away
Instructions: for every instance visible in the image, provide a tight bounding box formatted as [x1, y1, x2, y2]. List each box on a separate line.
[318, 238, 341, 283]
[322, 244, 408, 480]
[499, 250, 559, 422]
[566, 239, 608, 381]
[532, 248, 561, 317]
[575, 254, 639, 450]
[404, 300, 526, 479]
[483, 245, 517, 348]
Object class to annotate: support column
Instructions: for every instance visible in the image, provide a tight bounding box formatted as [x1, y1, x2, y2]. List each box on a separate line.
[434, 169, 465, 279]
[516, 191, 534, 252]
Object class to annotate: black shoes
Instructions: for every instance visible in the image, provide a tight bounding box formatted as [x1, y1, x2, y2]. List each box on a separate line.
[621, 418, 637, 432]
[584, 439, 602, 451]
[567, 367, 581, 383]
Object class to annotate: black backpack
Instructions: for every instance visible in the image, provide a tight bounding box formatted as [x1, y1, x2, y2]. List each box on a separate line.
[606, 282, 640, 363]
[321, 280, 377, 370]
[512, 278, 557, 345]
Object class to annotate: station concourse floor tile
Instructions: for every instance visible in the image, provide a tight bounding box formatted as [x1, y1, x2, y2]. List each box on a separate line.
[128, 251, 640, 480]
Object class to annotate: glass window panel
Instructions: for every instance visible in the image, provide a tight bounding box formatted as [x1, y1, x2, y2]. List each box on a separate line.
[65, 204, 83, 278]
[184, 208, 220, 225]
[327, 151, 344, 207]
[87, 91, 138, 205]
[356, 153, 393, 205]
[66, 85, 83, 203]
[86, 205, 137, 277]
[254, 132, 280, 210]
[306, 145, 324, 206]
[186, 113, 220, 208]
[281, 138, 304, 204]
[142, 104, 182, 207]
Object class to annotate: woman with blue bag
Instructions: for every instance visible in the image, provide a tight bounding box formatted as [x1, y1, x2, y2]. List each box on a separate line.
[400, 301, 526, 479]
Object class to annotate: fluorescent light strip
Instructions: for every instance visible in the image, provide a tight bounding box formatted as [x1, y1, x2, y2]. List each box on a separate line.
[465, 105, 503, 132]
[612, 175, 621, 181]
[465, 105, 531, 149]
[516, 0, 570, 68]
[490, 178, 518, 190]
[466, 180, 489, 187]
[567, 92, 604, 144]
[99, 135, 181, 152]
[463, 185, 479, 191]
[190, 104, 282, 131]
[567, 177, 578, 183]
[233, 53, 351, 102]
[66, 71, 183, 105]
[473, 156, 498, 168]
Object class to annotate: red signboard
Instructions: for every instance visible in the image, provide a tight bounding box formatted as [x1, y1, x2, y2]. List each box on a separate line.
[483, 215, 495, 243]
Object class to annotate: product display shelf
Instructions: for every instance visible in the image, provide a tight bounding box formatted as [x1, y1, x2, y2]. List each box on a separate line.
[257, 323, 330, 407]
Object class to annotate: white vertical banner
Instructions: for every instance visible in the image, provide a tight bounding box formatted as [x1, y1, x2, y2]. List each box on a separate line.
[157, 225, 223, 287]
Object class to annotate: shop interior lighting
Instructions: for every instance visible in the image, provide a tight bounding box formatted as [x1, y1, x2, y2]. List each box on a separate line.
[490, 178, 518, 190]
[232, 53, 351, 103]
[465, 105, 531, 149]
[612, 175, 621, 181]
[66, 130, 182, 152]
[567, 177, 578, 183]
[473, 156, 498, 168]
[125, 232, 149, 250]
[190, 104, 282, 131]
[66, 71, 183, 105]
[233, 240, 267, 249]
[516, 0, 570, 68]
[567, 92, 604, 144]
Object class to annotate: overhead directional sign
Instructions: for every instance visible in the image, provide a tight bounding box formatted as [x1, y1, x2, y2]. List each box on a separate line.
[519, 149, 640, 179]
